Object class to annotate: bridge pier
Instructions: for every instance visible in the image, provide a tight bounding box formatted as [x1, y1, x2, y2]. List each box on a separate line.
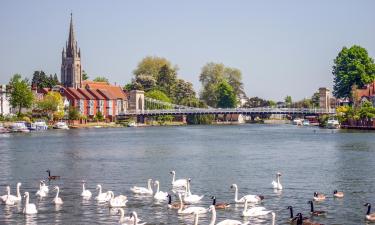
[137, 115, 145, 124]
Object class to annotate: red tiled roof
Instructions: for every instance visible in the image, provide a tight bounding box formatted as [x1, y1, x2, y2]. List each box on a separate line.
[86, 88, 105, 100]
[66, 87, 85, 99]
[84, 81, 127, 99]
[77, 88, 95, 99]
[97, 89, 115, 99]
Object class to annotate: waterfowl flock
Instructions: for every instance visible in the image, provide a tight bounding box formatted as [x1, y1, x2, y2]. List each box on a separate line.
[0, 170, 374, 224]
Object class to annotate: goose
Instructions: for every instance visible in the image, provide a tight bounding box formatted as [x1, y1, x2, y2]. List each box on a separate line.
[96, 184, 111, 202]
[170, 170, 188, 188]
[167, 194, 183, 209]
[130, 179, 153, 195]
[242, 198, 271, 217]
[53, 186, 63, 205]
[230, 184, 264, 203]
[153, 180, 168, 200]
[81, 182, 92, 198]
[118, 208, 143, 225]
[333, 190, 344, 198]
[46, 169, 60, 180]
[211, 196, 230, 209]
[271, 172, 282, 190]
[177, 193, 208, 215]
[208, 205, 249, 225]
[40, 180, 49, 193]
[36, 181, 48, 197]
[23, 192, 37, 214]
[307, 201, 326, 216]
[287, 206, 310, 224]
[364, 203, 375, 222]
[108, 191, 128, 208]
[292, 213, 323, 225]
[313, 192, 325, 201]
[183, 179, 204, 204]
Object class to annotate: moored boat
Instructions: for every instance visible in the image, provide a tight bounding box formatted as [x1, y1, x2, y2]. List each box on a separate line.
[11, 121, 30, 133]
[293, 118, 303, 126]
[53, 121, 69, 130]
[0, 123, 10, 133]
[327, 119, 340, 129]
[303, 120, 310, 126]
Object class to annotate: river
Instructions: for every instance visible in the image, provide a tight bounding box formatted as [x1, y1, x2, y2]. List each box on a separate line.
[0, 124, 374, 224]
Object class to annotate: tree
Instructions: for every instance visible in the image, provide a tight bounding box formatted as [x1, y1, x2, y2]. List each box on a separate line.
[157, 64, 177, 95]
[134, 75, 156, 91]
[94, 111, 104, 122]
[31, 70, 59, 89]
[9, 74, 34, 115]
[179, 97, 214, 124]
[68, 106, 80, 120]
[216, 80, 237, 108]
[171, 79, 196, 104]
[224, 67, 244, 97]
[93, 76, 109, 83]
[36, 91, 64, 121]
[311, 92, 320, 108]
[333, 45, 375, 98]
[82, 70, 89, 80]
[133, 56, 173, 79]
[284, 96, 292, 107]
[145, 90, 171, 104]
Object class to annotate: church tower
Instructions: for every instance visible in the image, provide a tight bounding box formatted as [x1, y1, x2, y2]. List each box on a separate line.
[61, 14, 82, 88]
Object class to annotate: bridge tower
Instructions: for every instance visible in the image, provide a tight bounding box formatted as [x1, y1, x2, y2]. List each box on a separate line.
[128, 90, 144, 111]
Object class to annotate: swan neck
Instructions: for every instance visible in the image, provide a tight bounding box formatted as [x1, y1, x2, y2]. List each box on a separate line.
[172, 173, 176, 183]
[82, 183, 85, 191]
[25, 194, 29, 205]
[178, 194, 184, 211]
[194, 213, 199, 225]
[272, 214, 275, 225]
[55, 188, 59, 198]
[147, 180, 151, 191]
[243, 200, 248, 213]
[17, 184, 20, 197]
[209, 208, 216, 225]
[133, 213, 137, 225]
[234, 186, 238, 202]
[156, 182, 160, 193]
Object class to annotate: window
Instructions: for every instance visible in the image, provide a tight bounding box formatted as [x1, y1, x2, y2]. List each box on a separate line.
[89, 100, 94, 115]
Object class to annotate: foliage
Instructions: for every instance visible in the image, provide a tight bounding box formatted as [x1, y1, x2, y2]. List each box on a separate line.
[36, 92, 64, 121]
[284, 96, 292, 106]
[244, 97, 275, 108]
[82, 70, 89, 80]
[294, 98, 312, 108]
[179, 97, 214, 124]
[311, 92, 320, 108]
[171, 79, 196, 104]
[133, 56, 172, 79]
[93, 76, 109, 83]
[94, 111, 105, 122]
[31, 70, 59, 89]
[134, 75, 156, 91]
[336, 100, 375, 124]
[9, 74, 34, 115]
[123, 83, 133, 91]
[333, 45, 375, 98]
[145, 90, 173, 122]
[215, 80, 237, 108]
[157, 65, 177, 95]
[145, 90, 171, 104]
[68, 106, 80, 120]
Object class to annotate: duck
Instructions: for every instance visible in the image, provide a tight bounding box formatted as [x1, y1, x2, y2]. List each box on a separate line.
[271, 172, 283, 190]
[170, 170, 188, 188]
[292, 213, 324, 225]
[177, 193, 208, 215]
[23, 192, 37, 214]
[208, 205, 249, 225]
[333, 190, 344, 198]
[130, 179, 153, 195]
[364, 203, 375, 222]
[211, 196, 230, 209]
[313, 192, 325, 201]
[183, 179, 204, 204]
[107, 191, 128, 208]
[46, 169, 60, 180]
[242, 198, 271, 217]
[307, 200, 326, 216]
[53, 186, 63, 205]
[230, 184, 264, 203]
[167, 193, 183, 209]
[81, 182, 92, 198]
[36, 181, 48, 197]
[153, 180, 168, 200]
[95, 184, 111, 202]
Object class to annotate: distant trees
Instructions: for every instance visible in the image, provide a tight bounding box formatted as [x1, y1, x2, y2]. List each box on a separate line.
[244, 97, 275, 108]
[31, 70, 59, 89]
[333, 45, 375, 98]
[9, 74, 34, 115]
[215, 80, 237, 108]
[93, 76, 109, 83]
[82, 70, 89, 80]
[284, 96, 292, 107]
[36, 91, 64, 121]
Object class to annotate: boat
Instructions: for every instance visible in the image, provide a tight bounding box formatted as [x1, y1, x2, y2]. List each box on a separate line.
[327, 119, 340, 129]
[10, 121, 30, 133]
[303, 120, 310, 126]
[53, 121, 69, 130]
[0, 123, 10, 133]
[128, 121, 137, 127]
[27, 120, 48, 131]
[292, 118, 303, 126]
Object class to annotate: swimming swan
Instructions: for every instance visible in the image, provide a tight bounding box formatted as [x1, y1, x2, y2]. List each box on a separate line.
[108, 191, 128, 208]
[177, 193, 208, 215]
[183, 179, 204, 204]
[40, 180, 49, 193]
[170, 171, 188, 188]
[130, 179, 153, 195]
[53, 186, 63, 205]
[231, 184, 264, 203]
[242, 198, 271, 217]
[208, 205, 249, 225]
[153, 180, 168, 200]
[81, 182, 92, 198]
[36, 181, 48, 197]
[271, 172, 282, 190]
[96, 184, 111, 202]
[23, 192, 37, 214]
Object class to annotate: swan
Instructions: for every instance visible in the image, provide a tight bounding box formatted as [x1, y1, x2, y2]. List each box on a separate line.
[230, 184, 264, 203]
[183, 179, 204, 204]
[170, 170, 188, 188]
[53, 186, 63, 205]
[23, 192, 37, 214]
[153, 180, 168, 200]
[108, 191, 128, 208]
[130, 179, 153, 195]
[118, 208, 143, 225]
[364, 203, 375, 222]
[242, 198, 271, 217]
[177, 193, 208, 215]
[7, 183, 22, 202]
[271, 172, 282, 190]
[96, 184, 111, 202]
[0, 186, 11, 202]
[40, 180, 49, 193]
[3, 187, 15, 205]
[81, 182, 92, 198]
[208, 205, 249, 225]
[36, 181, 48, 197]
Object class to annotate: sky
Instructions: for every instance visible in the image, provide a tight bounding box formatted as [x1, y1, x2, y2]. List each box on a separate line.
[0, 0, 374, 101]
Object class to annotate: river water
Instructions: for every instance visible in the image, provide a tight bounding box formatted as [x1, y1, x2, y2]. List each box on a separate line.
[0, 124, 374, 225]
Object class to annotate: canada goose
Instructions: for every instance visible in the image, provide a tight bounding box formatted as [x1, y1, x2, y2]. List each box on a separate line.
[287, 206, 310, 224]
[167, 194, 182, 209]
[313, 192, 325, 201]
[211, 196, 230, 209]
[333, 190, 344, 198]
[293, 213, 324, 225]
[307, 201, 326, 216]
[46, 169, 60, 180]
[364, 203, 375, 222]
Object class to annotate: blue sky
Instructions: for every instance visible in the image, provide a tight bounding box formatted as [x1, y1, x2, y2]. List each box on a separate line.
[0, 0, 374, 101]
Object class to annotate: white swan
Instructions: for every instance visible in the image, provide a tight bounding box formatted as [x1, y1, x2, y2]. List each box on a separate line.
[81, 182, 92, 198]
[177, 193, 208, 215]
[0, 186, 11, 202]
[170, 171, 188, 188]
[40, 180, 49, 193]
[7, 183, 22, 202]
[3, 187, 15, 206]
[23, 192, 37, 214]
[108, 191, 128, 208]
[36, 181, 47, 197]
[231, 184, 264, 203]
[242, 199, 271, 217]
[271, 172, 282, 190]
[118, 208, 142, 224]
[96, 184, 111, 202]
[208, 205, 249, 225]
[153, 180, 168, 200]
[183, 179, 204, 204]
[53, 186, 63, 205]
[130, 179, 153, 195]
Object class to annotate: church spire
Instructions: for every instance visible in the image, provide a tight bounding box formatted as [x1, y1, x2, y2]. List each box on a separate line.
[67, 13, 76, 57]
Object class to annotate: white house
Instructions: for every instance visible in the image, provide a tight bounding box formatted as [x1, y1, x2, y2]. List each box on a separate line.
[0, 84, 11, 116]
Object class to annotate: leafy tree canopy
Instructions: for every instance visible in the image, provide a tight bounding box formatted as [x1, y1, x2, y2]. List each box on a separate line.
[145, 90, 172, 103]
[9, 74, 34, 115]
[37, 91, 64, 120]
[31, 70, 59, 89]
[93, 76, 109, 83]
[216, 80, 237, 108]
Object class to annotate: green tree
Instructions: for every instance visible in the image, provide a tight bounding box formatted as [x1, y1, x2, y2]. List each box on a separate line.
[179, 97, 214, 124]
[134, 75, 156, 91]
[82, 70, 89, 80]
[37, 91, 64, 121]
[333, 45, 375, 98]
[94, 111, 104, 122]
[9, 74, 34, 115]
[311, 92, 320, 108]
[145, 90, 171, 104]
[171, 79, 196, 104]
[216, 80, 237, 108]
[284, 96, 292, 107]
[31, 70, 59, 89]
[157, 64, 177, 96]
[224, 67, 244, 97]
[68, 106, 80, 120]
[93, 76, 109, 83]
[133, 56, 172, 79]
